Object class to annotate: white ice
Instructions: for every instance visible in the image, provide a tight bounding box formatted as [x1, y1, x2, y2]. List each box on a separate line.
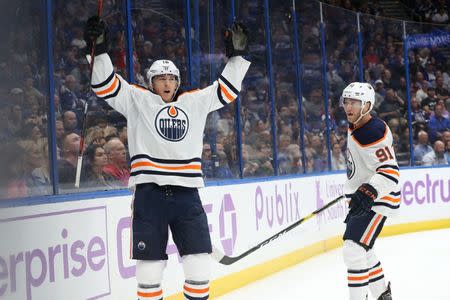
[217, 228, 450, 300]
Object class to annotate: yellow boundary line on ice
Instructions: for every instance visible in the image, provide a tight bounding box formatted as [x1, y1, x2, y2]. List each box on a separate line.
[167, 218, 450, 299]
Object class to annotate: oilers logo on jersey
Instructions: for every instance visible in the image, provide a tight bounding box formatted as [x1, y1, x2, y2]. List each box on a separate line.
[346, 148, 355, 179]
[155, 105, 189, 142]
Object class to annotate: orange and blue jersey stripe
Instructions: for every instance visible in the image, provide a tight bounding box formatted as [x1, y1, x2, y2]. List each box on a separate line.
[376, 164, 400, 184]
[368, 261, 385, 284]
[374, 191, 401, 210]
[130, 154, 202, 178]
[91, 71, 121, 99]
[183, 280, 210, 300]
[347, 268, 369, 287]
[217, 75, 238, 105]
[360, 213, 387, 247]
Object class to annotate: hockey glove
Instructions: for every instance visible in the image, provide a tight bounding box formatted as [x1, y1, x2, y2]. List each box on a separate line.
[348, 183, 378, 217]
[84, 15, 108, 56]
[223, 20, 249, 58]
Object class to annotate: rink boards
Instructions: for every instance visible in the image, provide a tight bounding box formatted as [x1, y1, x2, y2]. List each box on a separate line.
[0, 167, 449, 299]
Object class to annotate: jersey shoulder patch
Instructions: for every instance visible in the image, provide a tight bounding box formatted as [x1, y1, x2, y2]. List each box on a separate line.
[351, 117, 387, 147]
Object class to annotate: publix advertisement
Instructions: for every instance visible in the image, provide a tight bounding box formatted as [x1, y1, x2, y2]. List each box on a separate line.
[0, 167, 448, 299]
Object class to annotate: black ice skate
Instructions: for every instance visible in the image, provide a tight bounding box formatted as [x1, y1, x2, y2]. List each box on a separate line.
[377, 282, 392, 300]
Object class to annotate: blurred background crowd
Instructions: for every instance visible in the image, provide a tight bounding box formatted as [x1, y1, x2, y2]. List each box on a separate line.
[0, 0, 448, 200]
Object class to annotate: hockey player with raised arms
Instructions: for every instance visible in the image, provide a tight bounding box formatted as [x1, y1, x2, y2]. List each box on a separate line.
[341, 82, 400, 300]
[84, 16, 250, 300]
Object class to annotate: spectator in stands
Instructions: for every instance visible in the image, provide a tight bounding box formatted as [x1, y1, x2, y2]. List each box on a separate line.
[435, 76, 449, 102]
[103, 125, 119, 141]
[363, 45, 380, 69]
[201, 143, 213, 178]
[327, 62, 346, 95]
[140, 40, 155, 72]
[282, 144, 302, 174]
[103, 138, 129, 186]
[421, 87, 438, 113]
[253, 143, 274, 176]
[19, 140, 51, 195]
[431, 6, 449, 23]
[62, 110, 79, 133]
[81, 144, 116, 188]
[9, 88, 25, 107]
[436, 69, 450, 90]
[278, 134, 293, 175]
[396, 76, 408, 102]
[58, 132, 80, 186]
[428, 103, 450, 142]
[378, 88, 404, 123]
[424, 62, 436, 83]
[18, 124, 46, 150]
[415, 71, 428, 89]
[23, 77, 44, 109]
[310, 134, 328, 172]
[87, 111, 108, 129]
[7, 104, 23, 137]
[373, 79, 385, 109]
[304, 88, 325, 133]
[55, 118, 65, 158]
[414, 130, 433, 164]
[443, 130, 450, 145]
[2, 142, 27, 199]
[60, 74, 85, 112]
[415, 82, 429, 104]
[214, 142, 234, 179]
[331, 142, 346, 170]
[242, 144, 259, 177]
[438, 99, 450, 119]
[117, 123, 128, 148]
[422, 140, 448, 166]
[381, 69, 396, 90]
[445, 140, 450, 164]
[85, 126, 106, 148]
[416, 0, 434, 22]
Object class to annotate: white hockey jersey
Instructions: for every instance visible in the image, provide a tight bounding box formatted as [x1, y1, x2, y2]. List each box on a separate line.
[88, 53, 251, 188]
[344, 117, 401, 217]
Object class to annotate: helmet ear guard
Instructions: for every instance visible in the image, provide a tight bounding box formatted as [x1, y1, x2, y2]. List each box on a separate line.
[146, 59, 180, 91]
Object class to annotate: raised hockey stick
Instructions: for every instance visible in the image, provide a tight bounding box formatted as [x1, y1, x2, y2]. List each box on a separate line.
[75, 0, 104, 188]
[212, 195, 346, 265]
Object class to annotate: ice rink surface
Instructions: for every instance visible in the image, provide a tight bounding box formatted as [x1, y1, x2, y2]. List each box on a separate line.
[217, 228, 450, 300]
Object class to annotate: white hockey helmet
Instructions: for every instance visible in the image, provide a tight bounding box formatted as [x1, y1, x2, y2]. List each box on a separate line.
[146, 59, 180, 90]
[341, 82, 375, 112]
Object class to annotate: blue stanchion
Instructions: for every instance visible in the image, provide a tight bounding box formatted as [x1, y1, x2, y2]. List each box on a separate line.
[184, 0, 193, 87]
[230, 1, 244, 178]
[357, 13, 364, 82]
[403, 22, 415, 166]
[45, 0, 59, 195]
[319, 5, 332, 171]
[292, 0, 307, 173]
[124, 0, 134, 82]
[263, 0, 279, 175]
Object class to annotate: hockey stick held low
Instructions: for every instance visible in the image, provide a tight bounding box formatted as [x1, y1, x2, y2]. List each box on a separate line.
[211, 195, 345, 265]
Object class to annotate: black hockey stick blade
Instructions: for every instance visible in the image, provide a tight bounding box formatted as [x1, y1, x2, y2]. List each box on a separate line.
[212, 195, 345, 265]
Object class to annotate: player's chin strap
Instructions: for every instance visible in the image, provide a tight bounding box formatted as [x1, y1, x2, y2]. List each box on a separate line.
[171, 83, 180, 102]
[353, 103, 372, 126]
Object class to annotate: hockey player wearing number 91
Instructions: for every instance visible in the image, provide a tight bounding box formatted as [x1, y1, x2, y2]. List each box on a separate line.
[341, 82, 400, 300]
[84, 16, 251, 300]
